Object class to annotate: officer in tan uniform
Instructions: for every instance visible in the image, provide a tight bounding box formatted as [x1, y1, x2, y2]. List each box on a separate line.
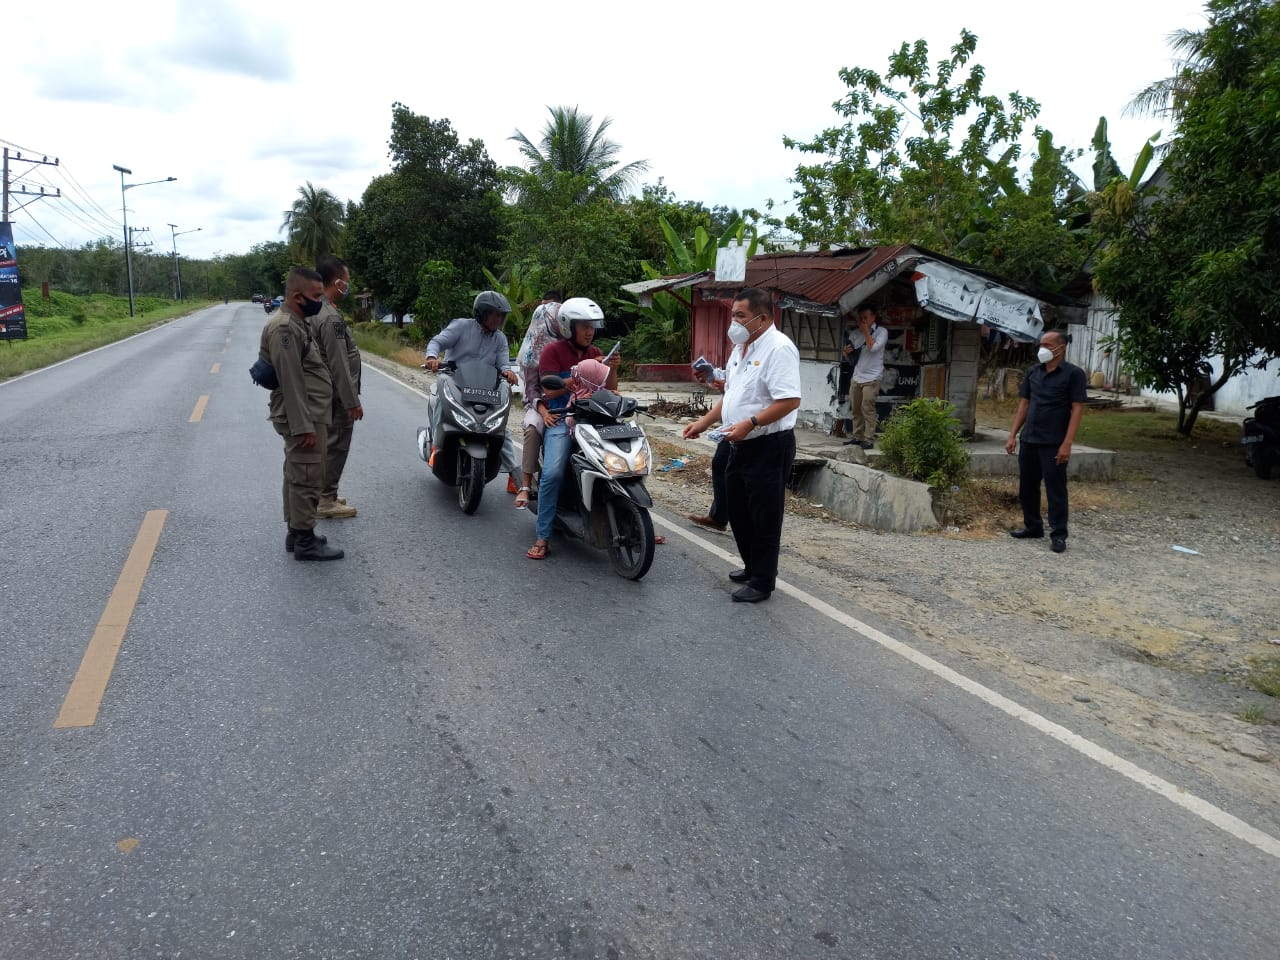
[258, 266, 344, 561]
[313, 255, 363, 519]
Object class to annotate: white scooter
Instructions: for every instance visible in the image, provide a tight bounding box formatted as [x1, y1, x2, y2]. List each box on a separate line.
[416, 360, 513, 514]
[538, 374, 656, 580]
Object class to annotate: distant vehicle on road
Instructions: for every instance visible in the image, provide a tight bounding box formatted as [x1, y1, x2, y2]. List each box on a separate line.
[251, 293, 264, 303]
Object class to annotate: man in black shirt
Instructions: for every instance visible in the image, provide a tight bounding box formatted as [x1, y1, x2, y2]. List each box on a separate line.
[1005, 330, 1087, 553]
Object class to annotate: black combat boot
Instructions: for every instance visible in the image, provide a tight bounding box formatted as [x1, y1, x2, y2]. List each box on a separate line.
[291, 528, 344, 561]
[285, 529, 328, 553]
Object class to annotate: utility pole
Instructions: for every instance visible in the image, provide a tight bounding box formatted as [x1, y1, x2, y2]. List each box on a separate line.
[168, 224, 201, 300]
[3, 148, 61, 222]
[113, 165, 175, 317]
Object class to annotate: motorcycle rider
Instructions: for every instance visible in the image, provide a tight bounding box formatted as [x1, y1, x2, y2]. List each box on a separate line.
[424, 291, 521, 492]
[526, 297, 620, 560]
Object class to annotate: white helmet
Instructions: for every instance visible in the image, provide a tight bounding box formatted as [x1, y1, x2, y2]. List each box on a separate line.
[555, 297, 605, 340]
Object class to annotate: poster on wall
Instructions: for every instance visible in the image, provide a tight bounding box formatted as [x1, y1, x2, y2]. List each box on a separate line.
[0, 222, 27, 340]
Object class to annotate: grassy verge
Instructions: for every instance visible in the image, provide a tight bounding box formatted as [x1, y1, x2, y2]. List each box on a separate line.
[350, 323, 423, 369]
[976, 398, 1242, 451]
[1, 292, 215, 380]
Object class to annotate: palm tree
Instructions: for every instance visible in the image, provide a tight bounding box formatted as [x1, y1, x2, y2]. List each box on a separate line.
[281, 181, 344, 264]
[510, 105, 650, 203]
[1127, 25, 1208, 119]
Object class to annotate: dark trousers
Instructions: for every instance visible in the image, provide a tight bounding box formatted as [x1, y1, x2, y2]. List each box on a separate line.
[726, 430, 796, 593]
[1018, 441, 1069, 538]
[708, 439, 731, 526]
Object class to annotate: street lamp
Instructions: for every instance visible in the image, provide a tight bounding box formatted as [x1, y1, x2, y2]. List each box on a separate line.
[113, 165, 176, 317]
[167, 224, 201, 300]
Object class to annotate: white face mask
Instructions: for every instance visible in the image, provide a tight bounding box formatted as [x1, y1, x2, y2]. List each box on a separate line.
[727, 313, 762, 345]
[1037, 346, 1055, 364]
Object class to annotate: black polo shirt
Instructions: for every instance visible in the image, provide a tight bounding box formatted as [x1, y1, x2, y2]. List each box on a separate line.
[1020, 360, 1088, 444]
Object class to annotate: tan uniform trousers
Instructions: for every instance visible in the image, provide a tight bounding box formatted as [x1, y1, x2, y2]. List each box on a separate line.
[851, 379, 880, 442]
[275, 422, 327, 530]
[323, 406, 353, 501]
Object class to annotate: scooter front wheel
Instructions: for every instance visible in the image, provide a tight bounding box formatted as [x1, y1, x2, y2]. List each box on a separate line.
[606, 497, 655, 580]
[457, 451, 486, 514]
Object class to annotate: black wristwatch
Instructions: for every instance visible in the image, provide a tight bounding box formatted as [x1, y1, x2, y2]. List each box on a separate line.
[750, 415, 759, 427]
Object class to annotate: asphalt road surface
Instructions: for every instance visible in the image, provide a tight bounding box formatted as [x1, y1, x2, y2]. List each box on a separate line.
[1, 304, 1277, 959]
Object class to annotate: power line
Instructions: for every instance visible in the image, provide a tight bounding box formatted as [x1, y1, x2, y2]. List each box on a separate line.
[29, 166, 118, 235]
[19, 208, 67, 248]
[54, 161, 125, 228]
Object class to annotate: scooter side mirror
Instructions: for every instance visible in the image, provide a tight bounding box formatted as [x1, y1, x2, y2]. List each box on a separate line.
[540, 374, 566, 391]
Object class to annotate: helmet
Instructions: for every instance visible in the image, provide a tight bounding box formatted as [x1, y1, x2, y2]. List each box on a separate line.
[555, 297, 605, 340]
[533, 301, 564, 339]
[473, 290, 512, 323]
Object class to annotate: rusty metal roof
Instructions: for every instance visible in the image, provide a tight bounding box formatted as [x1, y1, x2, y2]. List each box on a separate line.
[695, 245, 916, 306]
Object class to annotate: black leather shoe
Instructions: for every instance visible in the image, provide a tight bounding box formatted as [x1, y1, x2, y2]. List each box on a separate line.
[1051, 536, 1067, 553]
[292, 530, 345, 561]
[1010, 527, 1044, 539]
[732, 586, 771, 603]
[729, 569, 751, 583]
[285, 530, 327, 553]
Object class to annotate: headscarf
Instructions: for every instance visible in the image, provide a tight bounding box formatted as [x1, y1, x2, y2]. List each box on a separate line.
[570, 358, 611, 401]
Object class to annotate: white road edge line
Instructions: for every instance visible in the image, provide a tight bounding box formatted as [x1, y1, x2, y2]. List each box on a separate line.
[371, 360, 1280, 860]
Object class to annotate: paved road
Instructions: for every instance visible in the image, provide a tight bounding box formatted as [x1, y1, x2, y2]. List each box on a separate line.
[1, 304, 1277, 959]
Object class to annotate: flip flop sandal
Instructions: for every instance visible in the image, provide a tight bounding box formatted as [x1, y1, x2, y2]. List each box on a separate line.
[514, 487, 531, 509]
[526, 541, 549, 560]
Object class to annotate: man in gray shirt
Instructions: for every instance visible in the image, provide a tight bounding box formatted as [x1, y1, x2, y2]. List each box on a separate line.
[424, 291, 521, 492]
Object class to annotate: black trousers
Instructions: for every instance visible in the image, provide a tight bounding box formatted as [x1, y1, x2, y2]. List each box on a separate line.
[726, 430, 796, 593]
[1018, 441, 1069, 538]
[708, 439, 731, 526]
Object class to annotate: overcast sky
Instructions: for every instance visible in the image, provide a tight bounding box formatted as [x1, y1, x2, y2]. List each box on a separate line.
[5, 0, 1206, 263]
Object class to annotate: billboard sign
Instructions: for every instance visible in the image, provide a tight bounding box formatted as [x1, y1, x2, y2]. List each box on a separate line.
[0, 222, 27, 340]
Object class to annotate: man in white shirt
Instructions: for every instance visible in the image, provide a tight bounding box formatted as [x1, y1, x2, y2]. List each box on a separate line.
[846, 303, 889, 449]
[683, 288, 802, 603]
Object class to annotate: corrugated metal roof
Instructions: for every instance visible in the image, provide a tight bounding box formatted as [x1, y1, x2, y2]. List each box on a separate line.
[696, 245, 916, 306]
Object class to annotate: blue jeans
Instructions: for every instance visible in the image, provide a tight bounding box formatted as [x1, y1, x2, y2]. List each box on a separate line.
[535, 421, 572, 541]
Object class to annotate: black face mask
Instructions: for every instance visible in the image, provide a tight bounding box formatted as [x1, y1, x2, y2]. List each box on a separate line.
[300, 296, 323, 318]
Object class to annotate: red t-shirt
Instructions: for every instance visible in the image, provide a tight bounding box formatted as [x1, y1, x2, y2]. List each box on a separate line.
[539, 340, 602, 412]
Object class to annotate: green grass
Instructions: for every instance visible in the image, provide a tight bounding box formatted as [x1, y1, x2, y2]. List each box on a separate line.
[1237, 705, 1267, 724]
[976, 399, 1242, 452]
[1, 291, 214, 380]
[1247, 657, 1280, 699]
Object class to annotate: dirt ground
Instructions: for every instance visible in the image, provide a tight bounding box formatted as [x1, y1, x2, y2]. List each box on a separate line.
[373, 356, 1280, 830]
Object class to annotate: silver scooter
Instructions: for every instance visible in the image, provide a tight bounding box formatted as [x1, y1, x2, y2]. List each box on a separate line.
[416, 360, 512, 514]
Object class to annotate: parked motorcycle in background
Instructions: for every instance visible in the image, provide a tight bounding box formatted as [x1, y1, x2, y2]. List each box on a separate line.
[1242, 396, 1280, 480]
[417, 360, 513, 513]
[537, 373, 656, 580]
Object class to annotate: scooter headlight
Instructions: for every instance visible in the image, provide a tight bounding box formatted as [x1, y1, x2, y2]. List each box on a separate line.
[634, 443, 650, 473]
[604, 452, 630, 475]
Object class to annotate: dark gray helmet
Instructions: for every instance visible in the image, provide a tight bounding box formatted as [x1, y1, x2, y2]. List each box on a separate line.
[473, 290, 512, 323]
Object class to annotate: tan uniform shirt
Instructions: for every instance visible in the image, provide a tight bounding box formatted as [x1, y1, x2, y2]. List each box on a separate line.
[259, 307, 333, 434]
[314, 300, 361, 411]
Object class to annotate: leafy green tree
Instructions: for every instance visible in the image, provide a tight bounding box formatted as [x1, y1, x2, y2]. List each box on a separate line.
[346, 104, 506, 322]
[1092, 0, 1280, 435]
[500, 169, 637, 308]
[781, 30, 1040, 252]
[281, 181, 344, 264]
[510, 106, 649, 204]
[411, 259, 470, 337]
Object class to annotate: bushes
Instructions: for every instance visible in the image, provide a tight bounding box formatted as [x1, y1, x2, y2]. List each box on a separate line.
[877, 397, 969, 488]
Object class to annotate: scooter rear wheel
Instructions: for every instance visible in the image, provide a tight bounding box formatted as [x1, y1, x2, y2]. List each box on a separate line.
[606, 497, 655, 580]
[457, 451, 486, 513]
[1255, 447, 1273, 480]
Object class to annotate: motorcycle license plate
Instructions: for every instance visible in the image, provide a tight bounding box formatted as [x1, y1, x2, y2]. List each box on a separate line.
[597, 424, 643, 440]
[1242, 435, 1262, 444]
[462, 388, 501, 404]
